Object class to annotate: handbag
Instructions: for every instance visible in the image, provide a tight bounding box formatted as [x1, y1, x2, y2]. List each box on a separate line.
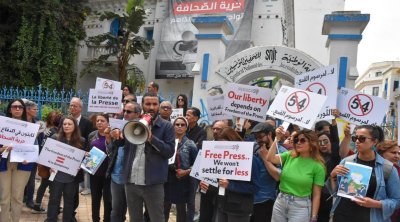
[37, 164, 50, 179]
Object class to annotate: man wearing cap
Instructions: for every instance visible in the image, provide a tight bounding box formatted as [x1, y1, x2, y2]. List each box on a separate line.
[250, 122, 287, 222]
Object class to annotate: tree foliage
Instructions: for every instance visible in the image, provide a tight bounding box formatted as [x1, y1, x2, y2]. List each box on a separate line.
[0, 0, 88, 89]
[82, 0, 153, 93]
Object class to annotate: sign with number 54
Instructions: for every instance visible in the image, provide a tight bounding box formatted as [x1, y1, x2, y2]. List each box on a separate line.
[337, 87, 389, 126]
[267, 86, 327, 129]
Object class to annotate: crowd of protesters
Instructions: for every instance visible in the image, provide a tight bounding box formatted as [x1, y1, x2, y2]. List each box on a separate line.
[0, 81, 400, 222]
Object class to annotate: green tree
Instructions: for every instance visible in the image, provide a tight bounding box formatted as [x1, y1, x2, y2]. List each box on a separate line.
[82, 0, 153, 93]
[0, 0, 88, 89]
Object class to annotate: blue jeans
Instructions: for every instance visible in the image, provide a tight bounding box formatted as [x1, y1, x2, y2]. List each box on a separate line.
[272, 192, 311, 222]
[110, 180, 127, 222]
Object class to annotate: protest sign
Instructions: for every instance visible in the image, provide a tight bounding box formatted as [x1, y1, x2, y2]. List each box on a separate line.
[170, 108, 184, 123]
[109, 118, 127, 131]
[207, 95, 232, 121]
[190, 150, 218, 187]
[223, 83, 271, 122]
[295, 64, 338, 120]
[88, 89, 122, 113]
[10, 144, 39, 163]
[337, 87, 389, 126]
[95, 77, 122, 91]
[37, 138, 86, 176]
[0, 116, 40, 145]
[168, 139, 179, 165]
[267, 85, 327, 129]
[199, 141, 253, 181]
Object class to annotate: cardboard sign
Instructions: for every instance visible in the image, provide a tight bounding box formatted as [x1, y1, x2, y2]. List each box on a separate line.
[88, 89, 122, 113]
[337, 87, 389, 126]
[267, 86, 327, 129]
[0, 116, 40, 145]
[199, 141, 254, 181]
[170, 108, 184, 123]
[190, 150, 218, 187]
[295, 64, 338, 120]
[10, 144, 39, 163]
[207, 95, 232, 121]
[95, 77, 122, 91]
[109, 118, 127, 131]
[37, 138, 86, 176]
[223, 83, 271, 122]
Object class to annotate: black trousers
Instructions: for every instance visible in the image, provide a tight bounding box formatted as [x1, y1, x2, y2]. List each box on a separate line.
[250, 199, 274, 222]
[90, 175, 112, 222]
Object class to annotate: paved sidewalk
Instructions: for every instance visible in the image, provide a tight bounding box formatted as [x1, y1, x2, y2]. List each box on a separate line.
[20, 179, 180, 222]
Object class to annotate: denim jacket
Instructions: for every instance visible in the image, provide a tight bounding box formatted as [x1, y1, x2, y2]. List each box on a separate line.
[329, 153, 400, 222]
[174, 136, 198, 170]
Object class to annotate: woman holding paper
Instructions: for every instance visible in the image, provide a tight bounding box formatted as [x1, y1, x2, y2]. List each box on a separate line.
[329, 125, 400, 222]
[266, 128, 326, 222]
[164, 116, 198, 222]
[87, 113, 112, 222]
[0, 99, 32, 222]
[46, 116, 85, 222]
[175, 94, 188, 116]
[216, 127, 260, 222]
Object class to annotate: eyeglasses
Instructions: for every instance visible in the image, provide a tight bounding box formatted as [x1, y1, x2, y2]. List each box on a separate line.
[318, 139, 329, 146]
[351, 135, 373, 143]
[175, 123, 186, 128]
[161, 106, 171, 110]
[293, 137, 308, 144]
[123, 109, 135, 114]
[123, 99, 137, 103]
[11, 105, 24, 110]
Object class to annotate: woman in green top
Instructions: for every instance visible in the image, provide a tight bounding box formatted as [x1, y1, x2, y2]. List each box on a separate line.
[266, 128, 326, 222]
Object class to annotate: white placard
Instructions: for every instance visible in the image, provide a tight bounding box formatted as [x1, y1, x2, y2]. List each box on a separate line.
[87, 89, 123, 113]
[168, 139, 179, 165]
[207, 95, 232, 121]
[199, 141, 254, 181]
[109, 118, 127, 131]
[337, 87, 389, 126]
[0, 116, 40, 145]
[267, 85, 327, 129]
[170, 108, 184, 123]
[223, 83, 271, 122]
[10, 144, 39, 163]
[190, 150, 218, 187]
[136, 96, 143, 105]
[37, 138, 86, 176]
[95, 77, 122, 91]
[295, 64, 338, 120]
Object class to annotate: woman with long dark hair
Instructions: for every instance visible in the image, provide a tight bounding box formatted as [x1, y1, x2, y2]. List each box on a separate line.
[266, 128, 326, 222]
[0, 99, 32, 222]
[330, 125, 400, 222]
[176, 94, 188, 116]
[217, 127, 260, 222]
[46, 116, 85, 222]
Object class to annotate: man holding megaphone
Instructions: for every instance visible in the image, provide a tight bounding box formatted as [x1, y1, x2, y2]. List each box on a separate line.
[117, 92, 175, 222]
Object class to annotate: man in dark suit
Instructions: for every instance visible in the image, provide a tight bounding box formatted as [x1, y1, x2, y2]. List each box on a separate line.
[69, 97, 94, 220]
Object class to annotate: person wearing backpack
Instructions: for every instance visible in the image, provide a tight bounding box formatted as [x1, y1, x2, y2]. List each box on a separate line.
[329, 125, 400, 222]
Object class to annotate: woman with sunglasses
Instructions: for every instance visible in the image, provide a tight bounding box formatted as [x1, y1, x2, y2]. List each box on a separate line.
[216, 127, 260, 222]
[164, 117, 198, 222]
[46, 116, 85, 222]
[0, 99, 33, 222]
[377, 140, 400, 222]
[175, 94, 188, 116]
[266, 128, 326, 222]
[329, 125, 400, 222]
[87, 113, 112, 222]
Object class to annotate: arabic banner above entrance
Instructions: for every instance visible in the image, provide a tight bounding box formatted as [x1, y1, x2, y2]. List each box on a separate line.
[214, 46, 323, 83]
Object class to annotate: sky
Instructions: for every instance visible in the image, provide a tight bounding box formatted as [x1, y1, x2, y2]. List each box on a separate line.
[344, 0, 400, 74]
